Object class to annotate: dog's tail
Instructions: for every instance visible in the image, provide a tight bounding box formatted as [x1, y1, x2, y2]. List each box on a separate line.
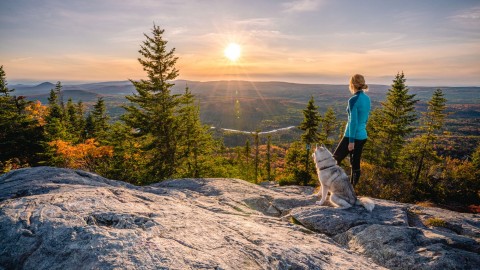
[356, 197, 375, 212]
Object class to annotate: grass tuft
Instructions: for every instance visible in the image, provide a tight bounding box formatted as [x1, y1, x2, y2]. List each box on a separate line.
[425, 217, 447, 227]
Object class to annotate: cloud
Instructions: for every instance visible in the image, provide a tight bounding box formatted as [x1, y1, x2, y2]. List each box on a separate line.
[282, 0, 323, 13]
[449, 6, 480, 29]
[10, 57, 33, 63]
[234, 18, 274, 27]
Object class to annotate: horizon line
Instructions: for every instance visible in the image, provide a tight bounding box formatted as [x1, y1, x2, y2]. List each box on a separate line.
[7, 78, 480, 88]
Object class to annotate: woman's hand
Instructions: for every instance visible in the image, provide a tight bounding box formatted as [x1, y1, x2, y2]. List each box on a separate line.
[348, 142, 355, 151]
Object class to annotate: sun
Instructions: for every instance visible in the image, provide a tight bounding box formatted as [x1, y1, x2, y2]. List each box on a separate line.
[224, 43, 241, 62]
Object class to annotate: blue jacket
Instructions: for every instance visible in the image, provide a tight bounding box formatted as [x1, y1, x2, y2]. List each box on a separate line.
[344, 90, 371, 142]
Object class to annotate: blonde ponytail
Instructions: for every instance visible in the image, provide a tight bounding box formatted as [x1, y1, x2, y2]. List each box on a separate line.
[349, 74, 368, 94]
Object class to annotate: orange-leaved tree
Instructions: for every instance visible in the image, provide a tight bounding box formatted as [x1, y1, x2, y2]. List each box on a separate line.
[25, 100, 48, 126]
[48, 138, 113, 171]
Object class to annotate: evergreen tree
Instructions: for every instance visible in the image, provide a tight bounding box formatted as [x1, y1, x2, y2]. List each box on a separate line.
[363, 108, 384, 164]
[92, 97, 109, 132]
[176, 86, 215, 177]
[86, 97, 109, 140]
[122, 25, 181, 182]
[76, 101, 87, 140]
[282, 141, 313, 185]
[65, 98, 86, 142]
[298, 96, 321, 185]
[399, 89, 447, 199]
[66, 98, 77, 127]
[245, 139, 251, 164]
[98, 122, 146, 183]
[48, 83, 63, 118]
[0, 67, 16, 125]
[244, 139, 251, 181]
[44, 82, 68, 141]
[413, 89, 447, 183]
[85, 114, 95, 139]
[0, 65, 44, 170]
[375, 72, 418, 168]
[253, 130, 260, 183]
[420, 89, 447, 138]
[0, 66, 14, 97]
[266, 135, 272, 181]
[320, 106, 337, 150]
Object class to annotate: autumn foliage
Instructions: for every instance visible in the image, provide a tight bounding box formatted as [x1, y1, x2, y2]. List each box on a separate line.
[49, 139, 113, 170]
[25, 100, 48, 126]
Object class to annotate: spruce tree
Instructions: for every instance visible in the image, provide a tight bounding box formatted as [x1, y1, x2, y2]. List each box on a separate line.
[283, 141, 310, 185]
[98, 121, 145, 183]
[122, 25, 181, 182]
[47, 83, 63, 118]
[420, 89, 447, 139]
[65, 98, 86, 142]
[0, 66, 20, 166]
[92, 97, 109, 132]
[86, 97, 109, 140]
[176, 86, 214, 177]
[43, 82, 72, 166]
[410, 89, 447, 188]
[0, 66, 14, 97]
[0, 66, 44, 169]
[66, 98, 77, 126]
[298, 96, 321, 185]
[376, 72, 418, 168]
[0, 67, 16, 123]
[363, 108, 384, 164]
[266, 135, 272, 181]
[320, 107, 337, 149]
[76, 101, 87, 140]
[244, 139, 251, 181]
[253, 130, 260, 183]
[44, 82, 68, 141]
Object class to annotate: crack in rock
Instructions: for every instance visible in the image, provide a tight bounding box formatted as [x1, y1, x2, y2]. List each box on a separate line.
[84, 212, 158, 229]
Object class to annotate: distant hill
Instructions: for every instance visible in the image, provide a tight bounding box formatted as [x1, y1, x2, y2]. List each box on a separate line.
[12, 82, 56, 95]
[63, 81, 135, 95]
[11, 80, 480, 104]
[10, 79, 480, 133]
[26, 89, 100, 104]
[7, 79, 479, 155]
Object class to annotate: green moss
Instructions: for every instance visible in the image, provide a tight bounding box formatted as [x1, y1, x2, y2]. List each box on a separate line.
[425, 217, 447, 227]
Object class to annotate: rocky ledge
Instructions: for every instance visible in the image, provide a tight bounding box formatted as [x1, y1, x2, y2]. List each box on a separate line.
[0, 167, 478, 269]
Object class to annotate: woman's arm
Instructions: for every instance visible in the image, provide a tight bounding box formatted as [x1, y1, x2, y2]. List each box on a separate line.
[348, 99, 359, 145]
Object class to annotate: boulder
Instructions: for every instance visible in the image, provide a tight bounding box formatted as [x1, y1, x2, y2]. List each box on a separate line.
[0, 167, 381, 270]
[289, 200, 480, 270]
[1, 167, 478, 270]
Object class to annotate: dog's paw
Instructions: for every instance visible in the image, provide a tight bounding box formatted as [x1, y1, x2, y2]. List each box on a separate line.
[315, 201, 325, 206]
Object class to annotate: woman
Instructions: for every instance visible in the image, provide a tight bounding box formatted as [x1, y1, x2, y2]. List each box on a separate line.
[333, 74, 371, 187]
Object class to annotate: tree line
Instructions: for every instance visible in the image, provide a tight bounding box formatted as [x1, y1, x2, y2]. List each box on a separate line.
[1, 25, 478, 208]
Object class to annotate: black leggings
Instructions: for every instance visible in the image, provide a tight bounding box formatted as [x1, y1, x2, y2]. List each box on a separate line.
[332, 137, 367, 172]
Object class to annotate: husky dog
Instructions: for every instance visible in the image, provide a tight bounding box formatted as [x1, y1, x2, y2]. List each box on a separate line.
[312, 144, 374, 212]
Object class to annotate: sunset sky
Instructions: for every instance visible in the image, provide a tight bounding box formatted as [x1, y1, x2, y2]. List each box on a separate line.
[1, 0, 479, 86]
